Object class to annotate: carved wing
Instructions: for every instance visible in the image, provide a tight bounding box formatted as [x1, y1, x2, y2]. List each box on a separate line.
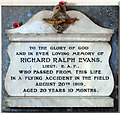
[60, 18, 79, 26]
[43, 18, 66, 25]
[67, 18, 79, 24]
[43, 18, 79, 25]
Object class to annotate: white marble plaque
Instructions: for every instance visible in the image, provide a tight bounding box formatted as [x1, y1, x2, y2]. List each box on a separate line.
[5, 42, 114, 96]
[5, 9, 114, 107]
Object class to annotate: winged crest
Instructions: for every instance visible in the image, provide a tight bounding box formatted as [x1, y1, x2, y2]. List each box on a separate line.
[43, 4, 79, 33]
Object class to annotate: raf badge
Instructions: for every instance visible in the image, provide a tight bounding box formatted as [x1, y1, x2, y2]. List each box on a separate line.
[43, 4, 79, 33]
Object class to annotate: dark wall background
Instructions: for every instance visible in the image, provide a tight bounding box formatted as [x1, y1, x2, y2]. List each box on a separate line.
[2, 6, 119, 112]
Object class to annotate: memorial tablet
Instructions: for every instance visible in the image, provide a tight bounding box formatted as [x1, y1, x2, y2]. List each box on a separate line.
[4, 4, 115, 108]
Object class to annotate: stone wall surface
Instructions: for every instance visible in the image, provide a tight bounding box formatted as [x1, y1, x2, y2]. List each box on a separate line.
[2, 6, 118, 112]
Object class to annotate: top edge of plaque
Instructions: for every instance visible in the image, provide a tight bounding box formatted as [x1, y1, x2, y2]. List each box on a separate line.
[6, 10, 114, 42]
